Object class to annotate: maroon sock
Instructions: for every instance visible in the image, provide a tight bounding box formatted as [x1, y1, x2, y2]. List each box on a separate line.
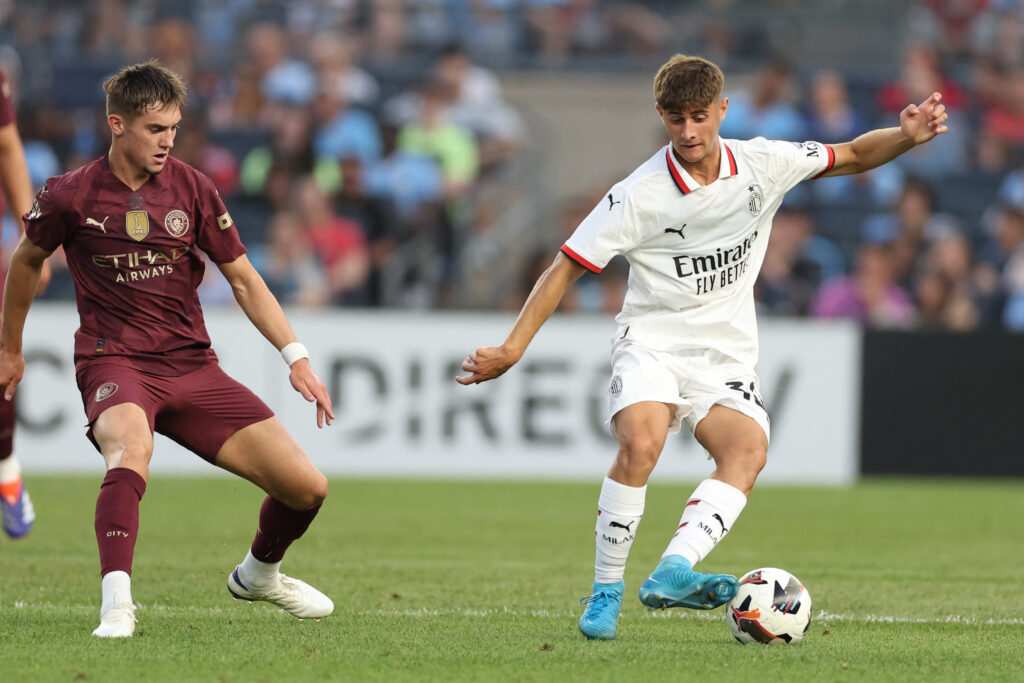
[0, 395, 15, 460]
[94, 468, 146, 576]
[250, 496, 321, 563]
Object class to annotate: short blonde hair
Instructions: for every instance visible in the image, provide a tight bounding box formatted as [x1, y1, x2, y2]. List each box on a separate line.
[103, 59, 187, 120]
[654, 54, 724, 111]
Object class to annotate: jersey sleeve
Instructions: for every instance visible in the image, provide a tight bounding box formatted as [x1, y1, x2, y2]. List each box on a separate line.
[194, 172, 247, 264]
[763, 139, 836, 192]
[23, 183, 67, 252]
[561, 184, 642, 273]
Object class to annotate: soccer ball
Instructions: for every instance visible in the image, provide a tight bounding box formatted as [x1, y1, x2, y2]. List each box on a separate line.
[726, 567, 812, 644]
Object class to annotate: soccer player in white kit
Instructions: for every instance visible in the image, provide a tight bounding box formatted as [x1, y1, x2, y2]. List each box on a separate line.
[457, 54, 948, 640]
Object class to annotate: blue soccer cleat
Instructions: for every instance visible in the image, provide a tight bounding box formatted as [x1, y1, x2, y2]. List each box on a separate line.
[638, 555, 737, 610]
[1, 478, 35, 539]
[578, 580, 624, 640]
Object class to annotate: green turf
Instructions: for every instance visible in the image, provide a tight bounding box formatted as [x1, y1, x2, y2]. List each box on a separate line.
[1, 476, 1022, 682]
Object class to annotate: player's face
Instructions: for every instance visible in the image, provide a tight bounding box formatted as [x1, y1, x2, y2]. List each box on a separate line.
[111, 103, 180, 177]
[658, 98, 728, 165]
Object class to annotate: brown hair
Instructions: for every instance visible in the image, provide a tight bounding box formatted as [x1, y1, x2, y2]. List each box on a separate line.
[653, 54, 724, 111]
[103, 59, 187, 119]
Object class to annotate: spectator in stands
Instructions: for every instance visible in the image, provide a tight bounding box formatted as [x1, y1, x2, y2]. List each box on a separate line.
[432, 43, 525, 172]
[811, 241, 915, 327]
[876, 43, 968, 178]
[977, 203, 1024, 329]
[804, 70, 868, 143]
[207, 61, 265, 130]
[906, 0, 989, 60]
[309, 32, 379, 109]
[239, 104, 318, 206]
[981, 65, 1024, 147]
[913, 229, 982, 330]
[719, 58, 806, 141]
[313, 78, 381, 166]
[334, 155, 398, 307]
[148, 16, 198, 87]
[802, 69, 878, 205]
[294, 175, 370, 306]
[756, 204, 844, 317]
[397, 80, 479, 200]
[245, 22, 317, 122]
[247, 210, 330, 308]
[860, 177, 954, 290]
[173, 111, 239, 196]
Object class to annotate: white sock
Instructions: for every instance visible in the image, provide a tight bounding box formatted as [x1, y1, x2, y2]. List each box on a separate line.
[593, 477, 646, 584]
[100, 570, 133, 613]
[661, 479, 747, 567]
[0, 455, 20, 483]
[240, 549, 281, 586]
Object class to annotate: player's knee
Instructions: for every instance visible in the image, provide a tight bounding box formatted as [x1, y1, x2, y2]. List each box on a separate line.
[310, 472, 328, 507]
[103, 437, 153, 470]
[288, 472, 328, 510]
[616, 434, 663, 472]
[726, 443, 767, 482]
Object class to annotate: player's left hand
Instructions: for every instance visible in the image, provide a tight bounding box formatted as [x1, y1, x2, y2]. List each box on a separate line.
[289, 359, 335, 428]
[456, 345, 521, 385]
[900, 92, 948, 145]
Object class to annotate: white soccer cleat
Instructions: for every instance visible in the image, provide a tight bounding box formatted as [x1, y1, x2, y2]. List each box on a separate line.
[92, 595, 137, 638]
[227, 566, 334, 619]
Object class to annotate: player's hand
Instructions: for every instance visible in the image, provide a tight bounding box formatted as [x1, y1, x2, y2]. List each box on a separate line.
[900, 92, 948, 145]
[288, 359, 335, 428]
[0, 349, 25, 401]
[456, 345, 521, 385]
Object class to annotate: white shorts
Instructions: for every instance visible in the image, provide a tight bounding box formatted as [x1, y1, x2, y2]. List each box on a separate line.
[606, 341, 771, 444]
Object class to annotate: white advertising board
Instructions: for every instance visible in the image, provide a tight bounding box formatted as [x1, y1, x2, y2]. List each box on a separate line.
[17, 305, 860, 484]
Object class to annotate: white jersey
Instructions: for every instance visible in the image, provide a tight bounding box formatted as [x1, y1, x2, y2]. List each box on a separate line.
[562, 137, 835, 366]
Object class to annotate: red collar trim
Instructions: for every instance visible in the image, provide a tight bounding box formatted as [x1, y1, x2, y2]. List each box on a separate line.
[665, 147, 692, 195]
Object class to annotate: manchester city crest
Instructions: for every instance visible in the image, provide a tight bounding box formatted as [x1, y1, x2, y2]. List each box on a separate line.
[95, 382, 118, 402]
[164, 209, 190, 237]
[747, 183, 764, 216]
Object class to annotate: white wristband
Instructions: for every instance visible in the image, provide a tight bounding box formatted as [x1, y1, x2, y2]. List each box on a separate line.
[280, 342, 310, 367]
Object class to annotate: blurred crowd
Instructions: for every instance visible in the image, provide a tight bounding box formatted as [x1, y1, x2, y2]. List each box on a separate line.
[2, 0, 1024, 332]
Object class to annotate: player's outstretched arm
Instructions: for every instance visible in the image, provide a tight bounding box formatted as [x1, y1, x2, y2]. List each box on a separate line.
[823, 91, 949, 177]
[457, 252, 586, 385]
[217, 254, 336, 428]
[0, 234, 51, 400]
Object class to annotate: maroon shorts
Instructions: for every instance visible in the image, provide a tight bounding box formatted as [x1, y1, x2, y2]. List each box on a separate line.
[75, 357, 274, 463]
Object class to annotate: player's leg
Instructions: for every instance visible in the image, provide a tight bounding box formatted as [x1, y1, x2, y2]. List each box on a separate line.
[215, 417, 333, 619]
[90, 402, 155, 638]
[639, 405, 766, 610]
[579, 400, 674, 640]
[0, 396, 35, 541]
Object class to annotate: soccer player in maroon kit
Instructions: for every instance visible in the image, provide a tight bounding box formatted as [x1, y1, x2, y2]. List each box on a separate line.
[0, 65, 51, 545]
[0, 61, 335, 637]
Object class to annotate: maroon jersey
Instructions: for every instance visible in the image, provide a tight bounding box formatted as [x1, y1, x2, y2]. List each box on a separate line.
[24, 155, 247, 370]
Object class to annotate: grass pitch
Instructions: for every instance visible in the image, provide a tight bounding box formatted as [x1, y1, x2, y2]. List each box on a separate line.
[1, 475, 1022, 682]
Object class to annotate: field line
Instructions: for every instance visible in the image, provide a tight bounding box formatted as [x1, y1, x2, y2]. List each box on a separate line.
[8, 601, 1024, 626]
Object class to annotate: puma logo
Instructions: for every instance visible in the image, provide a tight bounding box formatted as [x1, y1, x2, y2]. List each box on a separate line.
[712, 513, 729, 535]
[609, 520, 635, 532]
[664, 225, 686, 239]
[607, 193, 621, 210]
[86, 216, 109, 233]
